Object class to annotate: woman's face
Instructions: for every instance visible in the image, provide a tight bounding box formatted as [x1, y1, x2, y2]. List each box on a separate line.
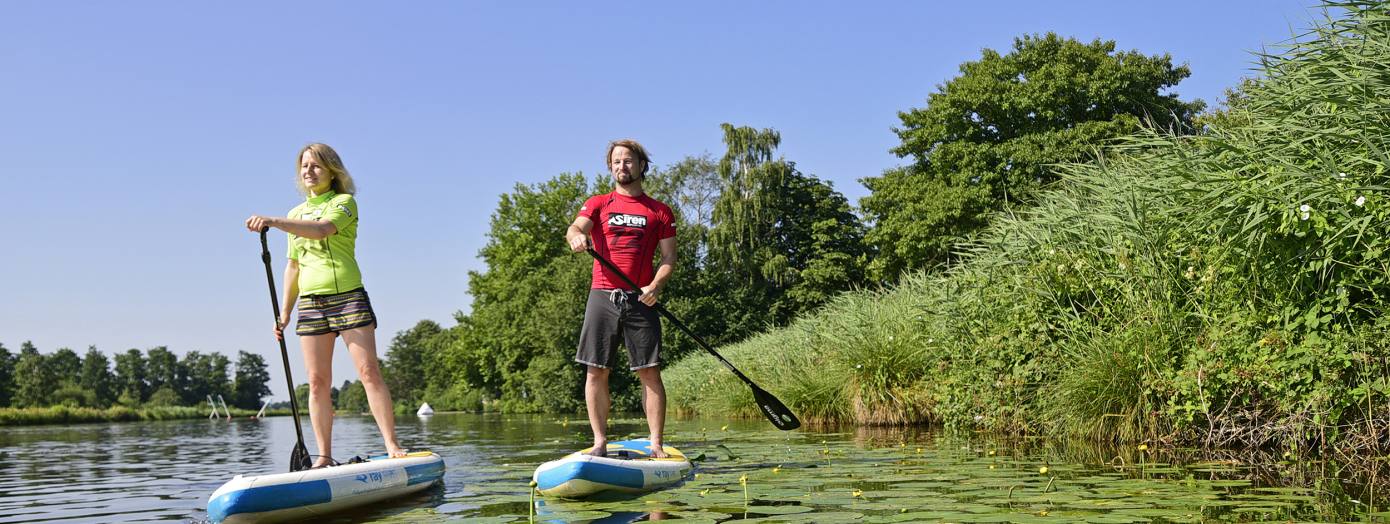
[300, 150, 332, 194]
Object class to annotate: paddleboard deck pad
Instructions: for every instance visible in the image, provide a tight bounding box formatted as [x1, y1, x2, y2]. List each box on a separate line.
[208, 451, 444, 523]
[533, 439, 692, 498]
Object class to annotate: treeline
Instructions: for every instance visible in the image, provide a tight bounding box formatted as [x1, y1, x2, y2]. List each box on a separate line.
[0, 341, 271, 410]
[376, 30, 1204, 416]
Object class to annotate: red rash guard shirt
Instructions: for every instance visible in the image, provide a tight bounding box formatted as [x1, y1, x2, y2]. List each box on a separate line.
[578, 192, 677, 289]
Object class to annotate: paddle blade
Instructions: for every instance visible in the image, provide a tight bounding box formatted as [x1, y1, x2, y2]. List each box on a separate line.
[752, 384, 801, 430]
[290, 441, 312, 472]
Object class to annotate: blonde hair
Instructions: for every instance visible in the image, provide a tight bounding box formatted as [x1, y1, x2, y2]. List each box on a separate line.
[296, 143, 356, 195]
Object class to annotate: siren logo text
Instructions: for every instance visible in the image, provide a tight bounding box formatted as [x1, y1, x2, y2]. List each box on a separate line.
[607, 213, 648, 228]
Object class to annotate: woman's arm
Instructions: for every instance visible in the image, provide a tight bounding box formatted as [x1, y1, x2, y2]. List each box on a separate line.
[246, 215, 338, 240]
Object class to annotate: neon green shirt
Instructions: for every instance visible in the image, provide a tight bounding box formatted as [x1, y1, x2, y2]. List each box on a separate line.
[286, 191, 363, 296]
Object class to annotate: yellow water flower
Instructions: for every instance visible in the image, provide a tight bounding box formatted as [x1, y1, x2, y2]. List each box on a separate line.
[772, 466, 782, 473]
[1039, 466, 1049, 474]
[1138, 444, 1148, 451]
[851, 489, 863, 497]
[738, 474, 748, 486]
[721, 425, 729, 431]
[700, 489, 710, 496]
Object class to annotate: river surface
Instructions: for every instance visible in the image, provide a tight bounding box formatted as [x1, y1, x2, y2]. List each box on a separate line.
[3, 412, 1387, 523]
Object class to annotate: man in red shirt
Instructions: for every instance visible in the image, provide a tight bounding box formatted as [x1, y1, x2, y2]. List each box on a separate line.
[565, 139, 678, 458]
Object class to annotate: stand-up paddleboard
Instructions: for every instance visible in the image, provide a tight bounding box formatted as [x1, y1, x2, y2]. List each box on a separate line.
[533, 439, 692, 498]
[208, 451, 445, 523]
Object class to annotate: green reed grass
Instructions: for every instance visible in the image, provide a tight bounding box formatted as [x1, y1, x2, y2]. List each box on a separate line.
[668, 2, 1390, 453]
[0, 406, 286, 426]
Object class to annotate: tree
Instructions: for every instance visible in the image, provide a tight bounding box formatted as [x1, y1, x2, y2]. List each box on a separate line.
[706, 123, 869, 328]
[860, 32, 1204, 282]
[145, 346, 178, 394]
[12, 343, 53, 408]
[114, 348, 148, 404]
[79, 346, 116, 407]
[384, 320, 443, 406]
[0, 343, 15, 407]
[48, 347, 81, 384]
[337, 380, 369, 413]
[231, 351, 272, 409]
[450, 172, 602, 412]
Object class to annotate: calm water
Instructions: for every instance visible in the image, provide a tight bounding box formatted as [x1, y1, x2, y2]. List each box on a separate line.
[3, 412, 1387, 523]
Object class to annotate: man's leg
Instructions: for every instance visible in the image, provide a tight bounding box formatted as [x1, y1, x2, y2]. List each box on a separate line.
[635, 366, 668, 458]
[584, 365, 611, 457]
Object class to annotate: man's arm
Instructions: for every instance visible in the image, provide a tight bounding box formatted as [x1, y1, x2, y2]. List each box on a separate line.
[567, 216, 594, 252]
[639, 236, 677, 306]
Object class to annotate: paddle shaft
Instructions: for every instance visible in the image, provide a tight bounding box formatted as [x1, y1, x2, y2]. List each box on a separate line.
[585, 247, 758, 385]
[260, 229, 311, 470]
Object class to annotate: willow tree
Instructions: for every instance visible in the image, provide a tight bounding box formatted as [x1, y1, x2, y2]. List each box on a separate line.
[861, 32, 1204, 282]
[707, 123, 868, 332]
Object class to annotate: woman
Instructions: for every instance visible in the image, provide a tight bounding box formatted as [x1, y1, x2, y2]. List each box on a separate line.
[245, 143, 405, 467]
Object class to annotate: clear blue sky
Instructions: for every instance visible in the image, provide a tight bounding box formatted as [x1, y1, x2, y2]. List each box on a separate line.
[1, 1, 1318, 400]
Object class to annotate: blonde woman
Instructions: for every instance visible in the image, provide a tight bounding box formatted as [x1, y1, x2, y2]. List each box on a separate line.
[245, 143, 405, 467]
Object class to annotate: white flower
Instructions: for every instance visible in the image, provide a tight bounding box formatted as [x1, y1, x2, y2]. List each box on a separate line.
[1299, 204, 1311, 221]
[1338, 172, 1348, 179]
[1355, 196, 1366, 207]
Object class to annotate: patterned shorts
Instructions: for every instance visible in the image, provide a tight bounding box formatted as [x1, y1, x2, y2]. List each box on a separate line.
[296, 289, 377, 336]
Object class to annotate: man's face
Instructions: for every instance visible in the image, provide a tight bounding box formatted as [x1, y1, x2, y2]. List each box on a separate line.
[610, 146, 642, 185]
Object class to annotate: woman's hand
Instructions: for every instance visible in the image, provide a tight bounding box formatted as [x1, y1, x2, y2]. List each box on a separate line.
[246, 215, 275, 233]
[274, 316, 289, 341]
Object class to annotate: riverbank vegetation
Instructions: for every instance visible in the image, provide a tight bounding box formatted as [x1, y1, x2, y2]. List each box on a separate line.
[665, 2, 1390, 461]
[0, 405, 292, 426]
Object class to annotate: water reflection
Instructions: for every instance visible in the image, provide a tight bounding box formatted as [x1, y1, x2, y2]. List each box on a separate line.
[0, 413, 1386, 522]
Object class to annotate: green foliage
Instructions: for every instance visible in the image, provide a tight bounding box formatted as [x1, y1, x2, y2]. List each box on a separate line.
[175, 351, 230, 405]
[0, 343, 15, 407]
[707, 123, 869, 328]
[384, 319, 443, 406]
[231, 350, 271, 409]
[0, 405, 269, 426]
[79, 346, 116, 408]
[145, 386, 181, 407]
[337, 379, 369, 413]
[145, 346, 177, 394]
[13, 344, 53, 408]
[861, 32, 1204, 283]
[114, 348, 148, 403]
[668, 3, 1390, 456]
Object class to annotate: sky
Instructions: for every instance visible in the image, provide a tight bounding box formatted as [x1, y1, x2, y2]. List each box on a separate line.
[1, 1, 1321, 401]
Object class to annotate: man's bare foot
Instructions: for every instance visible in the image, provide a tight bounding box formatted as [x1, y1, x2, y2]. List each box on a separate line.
[585, 441, 608, 457]
[386, 443, 408, 458]
[649, 444, 670, 459]
[312, 457, 333, 469]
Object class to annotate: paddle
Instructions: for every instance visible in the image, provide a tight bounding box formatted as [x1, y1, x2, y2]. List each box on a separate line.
[260, 228, 313, 472]
[585, 246, 801, 430]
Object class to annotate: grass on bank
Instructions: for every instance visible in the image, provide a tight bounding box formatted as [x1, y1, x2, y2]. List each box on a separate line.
[0, 405, 295, 426]
[665, 1, 1390, 457]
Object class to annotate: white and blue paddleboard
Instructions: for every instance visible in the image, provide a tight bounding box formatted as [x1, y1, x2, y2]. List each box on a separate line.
[533, 439, 692, 498]
[208, 451, 444, 523]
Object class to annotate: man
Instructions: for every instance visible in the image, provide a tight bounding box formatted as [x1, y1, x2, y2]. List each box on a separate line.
[565, 139, 677, 458]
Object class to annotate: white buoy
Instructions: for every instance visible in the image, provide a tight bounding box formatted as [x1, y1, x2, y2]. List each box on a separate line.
[416, 402, 434, 416]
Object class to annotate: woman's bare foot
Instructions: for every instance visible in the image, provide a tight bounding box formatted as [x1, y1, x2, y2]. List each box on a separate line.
[649, 443, 670, 459]
[386, 442, 408, 458]
[585, 441, 608, 457]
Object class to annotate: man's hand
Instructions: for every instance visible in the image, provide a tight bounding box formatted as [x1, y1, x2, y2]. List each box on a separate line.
[638, 284, 661, 306]
[568, 233, 588, 253]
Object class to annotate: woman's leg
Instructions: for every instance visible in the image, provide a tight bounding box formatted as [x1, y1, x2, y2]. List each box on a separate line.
[341, 324, 405, 457]
[301, 333, 337, 467]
